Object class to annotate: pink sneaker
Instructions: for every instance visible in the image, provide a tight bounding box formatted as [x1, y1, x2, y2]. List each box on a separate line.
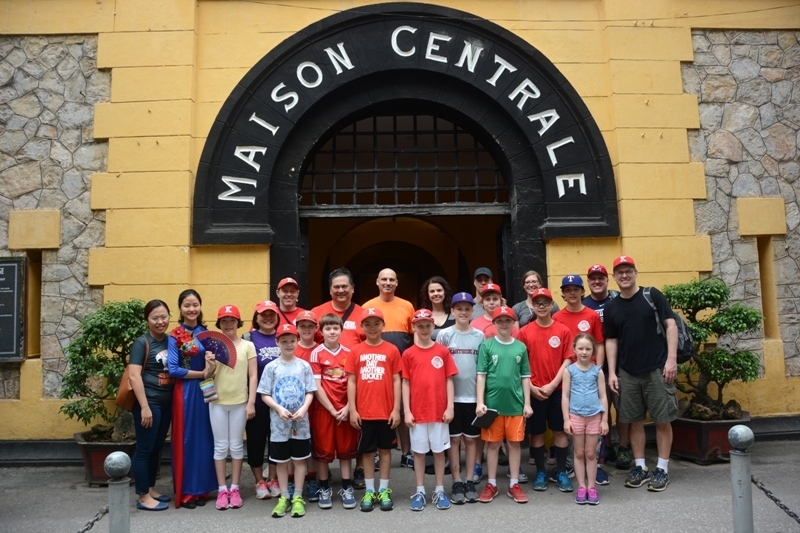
[216, 489, 230, 510]
[587, 487, 599, 505]
[229, 487, 243, 508]
[575, 487, 587, 505]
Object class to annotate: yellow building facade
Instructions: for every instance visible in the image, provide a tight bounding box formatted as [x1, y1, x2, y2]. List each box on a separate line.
[1, 0, 799, 439]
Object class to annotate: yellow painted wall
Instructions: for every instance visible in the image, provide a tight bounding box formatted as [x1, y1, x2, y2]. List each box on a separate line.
[2, 0, 800, 439]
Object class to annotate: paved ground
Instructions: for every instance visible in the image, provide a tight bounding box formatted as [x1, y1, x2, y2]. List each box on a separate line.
[0, 441, 798, 533]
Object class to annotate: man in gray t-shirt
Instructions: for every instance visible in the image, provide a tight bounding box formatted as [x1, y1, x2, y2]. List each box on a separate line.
[257, 357, 317, 442]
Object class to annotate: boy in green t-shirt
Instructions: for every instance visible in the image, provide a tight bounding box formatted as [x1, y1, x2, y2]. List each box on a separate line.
[475, 306, 532, 504]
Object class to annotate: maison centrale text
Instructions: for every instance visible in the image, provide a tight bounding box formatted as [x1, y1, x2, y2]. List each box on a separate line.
[218, 25, 588, 204]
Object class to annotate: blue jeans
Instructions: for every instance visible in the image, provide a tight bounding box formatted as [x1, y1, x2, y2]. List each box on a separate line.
[132, 402, 172, 495]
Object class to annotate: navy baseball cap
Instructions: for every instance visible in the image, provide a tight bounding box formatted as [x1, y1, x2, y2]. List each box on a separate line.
[561, 274, 584, 288]
[451, 292, 475, 306]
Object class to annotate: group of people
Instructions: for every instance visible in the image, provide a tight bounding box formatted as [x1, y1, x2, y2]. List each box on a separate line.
[125, 256, 679, 517]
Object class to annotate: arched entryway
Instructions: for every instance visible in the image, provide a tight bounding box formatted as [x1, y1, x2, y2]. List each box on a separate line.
[192, 3, 619, 306]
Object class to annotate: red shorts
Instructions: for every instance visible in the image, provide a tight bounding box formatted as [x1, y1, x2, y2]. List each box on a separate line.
[309, 403, 359, 463]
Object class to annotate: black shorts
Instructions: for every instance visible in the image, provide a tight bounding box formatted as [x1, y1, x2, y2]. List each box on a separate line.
[449, 402, 480, 438]
[526, 389, 565, 435]
[268, 438, 312, 463]
[357, 420, 396, 454]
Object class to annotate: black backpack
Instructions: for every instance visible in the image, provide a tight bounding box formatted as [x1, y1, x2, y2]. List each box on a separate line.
[642, 287, 693, 364]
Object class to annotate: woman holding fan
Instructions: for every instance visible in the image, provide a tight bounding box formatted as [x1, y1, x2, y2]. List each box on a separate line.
[168, 289, 217, 508]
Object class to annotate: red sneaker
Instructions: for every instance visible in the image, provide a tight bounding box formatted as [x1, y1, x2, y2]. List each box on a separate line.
[507, 483, 528, 503]
[478, 483, 498, 503]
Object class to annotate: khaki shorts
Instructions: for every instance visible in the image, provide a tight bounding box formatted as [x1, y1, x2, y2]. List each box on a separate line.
[619, 368, 678, 424]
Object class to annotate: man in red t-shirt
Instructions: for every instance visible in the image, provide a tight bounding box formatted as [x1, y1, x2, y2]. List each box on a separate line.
[517, 288, 574, 493]
[274, 277, 307, 328]
[311, 268, 365, 350]
[346, 307, 401, 511]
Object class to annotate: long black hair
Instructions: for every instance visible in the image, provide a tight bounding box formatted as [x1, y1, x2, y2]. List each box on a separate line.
[177, 289, 206, 327]
[419, 276, 453, 311]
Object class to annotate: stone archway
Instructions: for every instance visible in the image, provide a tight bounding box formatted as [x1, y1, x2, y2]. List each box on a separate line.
[192, 2, 619, 298]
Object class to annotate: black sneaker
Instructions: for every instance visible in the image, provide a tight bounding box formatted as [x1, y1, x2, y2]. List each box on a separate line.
[615, 446, 632, 470]
[400, 453, 414, 468]
[451, 481, 466, 505]
[464, 480, 479, 503]
[647, 468, 669, 492]
[353, 467, 366, 490]
[624, 466, 652, 488]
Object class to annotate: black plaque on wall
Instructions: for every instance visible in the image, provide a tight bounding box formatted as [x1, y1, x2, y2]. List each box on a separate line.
[0, 258, 25, 362]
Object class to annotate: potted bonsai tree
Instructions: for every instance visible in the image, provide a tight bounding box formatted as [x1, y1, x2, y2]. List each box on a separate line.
[59, 298, 147, 485]
[662, 277, 763, 464]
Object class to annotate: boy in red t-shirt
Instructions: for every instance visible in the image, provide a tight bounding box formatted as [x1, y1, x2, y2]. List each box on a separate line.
[309, 313, 359, 510]
[346, 307, 401, 512]
[471, 284, 519, 338]
[402, 309, 458, 511]
[517, 288, 574, 493]
[295, 310, 319, 362]
[553, 275, 605, 367]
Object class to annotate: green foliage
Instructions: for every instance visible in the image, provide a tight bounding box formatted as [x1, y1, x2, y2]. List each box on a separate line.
[662, 278, 763, 420]
[59, 299, 147, 426]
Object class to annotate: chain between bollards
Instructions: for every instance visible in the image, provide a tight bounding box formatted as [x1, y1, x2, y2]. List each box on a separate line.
[751, 475, 800, 525]
[75, 505, 108, 533]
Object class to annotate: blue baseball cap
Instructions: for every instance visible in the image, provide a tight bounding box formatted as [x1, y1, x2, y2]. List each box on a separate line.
[451, 292, 475, 306]
[560, 274, 584, 288]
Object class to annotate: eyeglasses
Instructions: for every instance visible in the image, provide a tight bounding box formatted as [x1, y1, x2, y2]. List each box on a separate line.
[149, 315, 170, 322]
[531, 302, 551, 308]
[614, 269, 636, 277]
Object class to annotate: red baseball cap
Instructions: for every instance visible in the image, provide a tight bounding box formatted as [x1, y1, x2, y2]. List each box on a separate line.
[587, 264, 608, 276]
[217, 304, 241, 320]
[276, 323, 299, 338]
[531, 288, 553, 301]
[613, 255, 636, 270]
[492, 306, 516, 322]
[277, 277, 299, 290]
[412, 309, 434, 323]
[361, 307, 385, 323]
[294, 310, 318, 325]
[254, 300, 279, 314]
[479, 283, 502, 296]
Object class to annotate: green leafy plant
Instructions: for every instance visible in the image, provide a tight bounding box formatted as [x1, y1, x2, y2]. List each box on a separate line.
[663, 278, 763, 420]
[59, 299, 147, 430]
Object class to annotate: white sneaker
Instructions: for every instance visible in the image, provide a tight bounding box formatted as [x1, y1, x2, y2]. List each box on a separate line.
[255, 481, 270, 500]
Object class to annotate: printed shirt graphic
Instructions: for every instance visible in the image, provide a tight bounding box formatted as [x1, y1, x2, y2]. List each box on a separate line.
[309, 343, 352, 410]
[517, 320, 573, 388]
[477, 336, 531, 416]
[345, 340, 401, 420]
[401, 343, 458, 423]
[256, 357, 317, 442]
[553, 306, 604, 361]
[436, 326, 485, 403]
[250, 330, 281, 379]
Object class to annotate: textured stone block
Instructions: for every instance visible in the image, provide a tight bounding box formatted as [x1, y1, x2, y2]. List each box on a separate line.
[91, 172, 192, 209]
[8, 210, 60, 249]
[737, 197, 786, 235]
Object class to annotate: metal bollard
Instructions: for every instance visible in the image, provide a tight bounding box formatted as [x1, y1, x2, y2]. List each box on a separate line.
[104, 451, 131, 533]
[728, 425, 755, 533]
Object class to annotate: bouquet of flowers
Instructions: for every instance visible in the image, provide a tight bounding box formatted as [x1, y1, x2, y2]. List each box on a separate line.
[171, 326, 200, 368]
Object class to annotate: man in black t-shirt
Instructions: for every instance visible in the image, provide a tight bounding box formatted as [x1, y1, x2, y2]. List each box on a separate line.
[603, 256, 678, 493]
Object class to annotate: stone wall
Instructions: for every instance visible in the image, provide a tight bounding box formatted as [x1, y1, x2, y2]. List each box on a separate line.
[0, 36, 108, 398]
[683, 30, 800, 375]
